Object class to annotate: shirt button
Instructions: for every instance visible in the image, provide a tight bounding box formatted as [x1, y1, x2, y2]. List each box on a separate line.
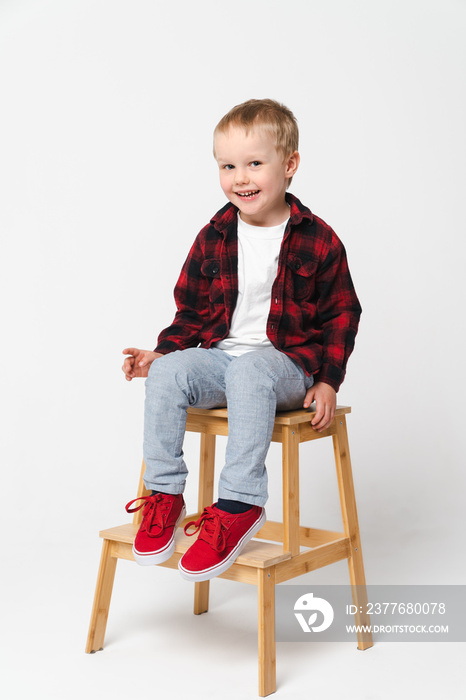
[294, 262, 301, 270]
[275, 297, 278, 304]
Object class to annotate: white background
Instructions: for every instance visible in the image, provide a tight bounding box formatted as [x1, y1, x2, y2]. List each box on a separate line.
[1, 1, 465, 698]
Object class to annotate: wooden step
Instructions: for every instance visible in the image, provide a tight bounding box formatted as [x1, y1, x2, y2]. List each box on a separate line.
[99, 523, 292, 569]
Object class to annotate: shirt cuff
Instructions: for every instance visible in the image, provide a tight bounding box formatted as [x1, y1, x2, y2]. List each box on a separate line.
[312, 363, 344, 393]
[153, 343, 176, 354]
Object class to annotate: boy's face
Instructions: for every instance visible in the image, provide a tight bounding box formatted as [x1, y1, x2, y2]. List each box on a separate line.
[214, 125, 299, 227]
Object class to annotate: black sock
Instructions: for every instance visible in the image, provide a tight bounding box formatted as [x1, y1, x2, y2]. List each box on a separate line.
[216, 498, 253, 514]
[151, 490, 171, 496]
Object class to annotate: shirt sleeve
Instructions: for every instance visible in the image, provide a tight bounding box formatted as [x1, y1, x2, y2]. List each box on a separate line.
[154, 231, 211, 354]
[312, 235, 362, 391]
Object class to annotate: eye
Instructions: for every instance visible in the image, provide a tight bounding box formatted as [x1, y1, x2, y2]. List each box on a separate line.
[223, 164, 234, 171]
[250, 160, 261, 167]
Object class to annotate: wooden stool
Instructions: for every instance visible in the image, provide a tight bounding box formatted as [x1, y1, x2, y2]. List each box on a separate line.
[86, 405, 373, 695]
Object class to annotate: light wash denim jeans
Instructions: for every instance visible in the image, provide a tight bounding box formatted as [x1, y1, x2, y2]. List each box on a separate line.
[143, 347, 314, 507]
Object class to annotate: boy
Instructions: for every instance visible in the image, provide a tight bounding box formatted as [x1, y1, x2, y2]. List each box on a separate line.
[122, 99, 361, 583]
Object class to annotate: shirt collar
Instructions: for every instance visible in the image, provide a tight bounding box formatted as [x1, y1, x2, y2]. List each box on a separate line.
[210, 193, 314, 235]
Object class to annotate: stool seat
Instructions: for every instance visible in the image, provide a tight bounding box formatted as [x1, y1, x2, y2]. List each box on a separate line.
[187, 404, 351, 423]
[86, 404, 372, 696]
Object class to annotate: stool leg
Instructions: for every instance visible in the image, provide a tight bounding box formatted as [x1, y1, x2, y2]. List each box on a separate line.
[258, 567, 276, 697]
[85, 539, 117, 653]
[133, 459, 151, 528]
[194, 433, 216, 615]
[282, 426, 300, 556]
[198, 433, 216, 510]
[333, 416, 373, 650]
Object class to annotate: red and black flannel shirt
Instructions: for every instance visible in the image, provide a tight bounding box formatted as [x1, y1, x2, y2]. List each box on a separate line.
[155, 193, 362, 392]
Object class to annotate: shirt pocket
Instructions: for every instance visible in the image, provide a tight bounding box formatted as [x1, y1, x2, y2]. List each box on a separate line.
[201, 258, 224, 305]
[285, 255, 318, 300]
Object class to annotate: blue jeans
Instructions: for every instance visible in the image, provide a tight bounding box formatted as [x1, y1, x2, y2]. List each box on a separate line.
[143, 347, 314, 507]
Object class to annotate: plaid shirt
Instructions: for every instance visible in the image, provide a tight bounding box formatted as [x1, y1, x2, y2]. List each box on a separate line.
[155, 193, 361, 391]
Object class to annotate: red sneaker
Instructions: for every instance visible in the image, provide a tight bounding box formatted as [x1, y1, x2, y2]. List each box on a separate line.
[178, 504, 266, 582]
[125, 493, 186, 566]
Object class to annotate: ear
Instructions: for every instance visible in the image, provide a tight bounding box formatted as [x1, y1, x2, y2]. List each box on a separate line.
[284, 150, 300, 179]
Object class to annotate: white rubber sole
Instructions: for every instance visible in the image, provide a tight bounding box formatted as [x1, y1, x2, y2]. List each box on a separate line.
[133, 505, 186, 566]
[178, 508, 266, 582]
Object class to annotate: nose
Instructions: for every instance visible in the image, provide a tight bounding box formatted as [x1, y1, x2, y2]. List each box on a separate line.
[234, 167, 249, 185]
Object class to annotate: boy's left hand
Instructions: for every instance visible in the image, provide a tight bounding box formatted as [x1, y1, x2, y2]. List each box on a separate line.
[303, 382, 337, 432]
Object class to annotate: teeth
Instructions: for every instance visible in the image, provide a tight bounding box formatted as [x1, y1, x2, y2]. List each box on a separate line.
[237, 190, 259, 197]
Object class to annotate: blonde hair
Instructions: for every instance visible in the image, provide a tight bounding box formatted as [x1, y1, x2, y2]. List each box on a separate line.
[214, 98, 299, 160]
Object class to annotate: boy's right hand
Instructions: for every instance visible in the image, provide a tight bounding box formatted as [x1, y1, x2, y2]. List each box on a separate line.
[122, 348, 162, 381]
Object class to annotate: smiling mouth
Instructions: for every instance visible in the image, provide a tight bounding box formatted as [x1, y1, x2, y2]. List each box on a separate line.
[236, 190, 260, 198]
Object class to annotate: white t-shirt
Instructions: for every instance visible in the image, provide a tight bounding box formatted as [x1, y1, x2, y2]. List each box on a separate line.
[216, 214, 288, 356]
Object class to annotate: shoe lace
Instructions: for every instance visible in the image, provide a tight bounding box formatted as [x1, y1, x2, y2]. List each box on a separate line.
[183, 506, 229, 552]
[125, 494, 170, 537]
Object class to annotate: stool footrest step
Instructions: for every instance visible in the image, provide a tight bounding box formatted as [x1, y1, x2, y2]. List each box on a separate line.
[99, 523, 351, 576]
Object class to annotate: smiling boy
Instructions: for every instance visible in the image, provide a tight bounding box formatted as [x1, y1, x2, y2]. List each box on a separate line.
[122, 99, 362, 582]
